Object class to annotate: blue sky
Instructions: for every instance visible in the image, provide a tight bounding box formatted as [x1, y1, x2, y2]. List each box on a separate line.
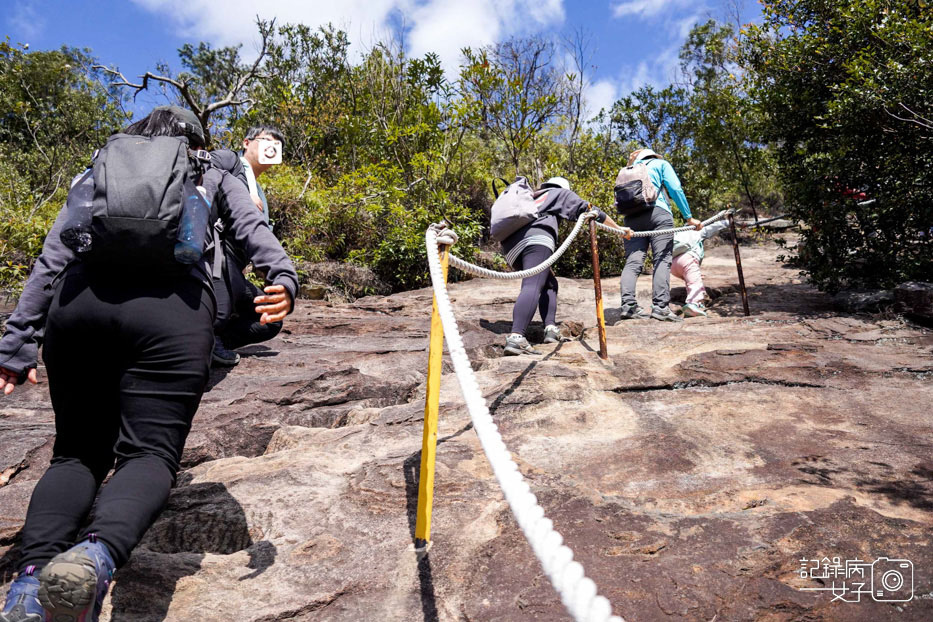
[4, 0, 763, 118]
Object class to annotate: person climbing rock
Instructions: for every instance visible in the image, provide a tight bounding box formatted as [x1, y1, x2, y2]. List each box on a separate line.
[500, 176, 625, 355]
[0, 107, 298, 622]
[209, 125, 287, 366]
[671, 219, 731, 316]
[616, 148, 702, 322]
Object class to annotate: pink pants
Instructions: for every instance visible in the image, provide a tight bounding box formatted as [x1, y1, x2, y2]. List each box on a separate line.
[671, 254, 706, 305]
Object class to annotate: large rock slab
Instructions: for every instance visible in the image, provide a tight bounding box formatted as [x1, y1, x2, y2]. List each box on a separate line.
[1, 237, 932, 621]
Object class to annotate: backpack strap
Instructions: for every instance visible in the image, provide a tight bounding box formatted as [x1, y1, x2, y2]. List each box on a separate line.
[187, 148, 213, 182]
[491, 177, 510, 198]
[209, 219, 225, 279]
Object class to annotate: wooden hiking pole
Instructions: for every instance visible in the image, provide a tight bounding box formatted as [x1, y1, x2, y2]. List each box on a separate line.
[415, 243, 449, 551]
[588, 218, 609, 359]
[728, 212, 751, 316]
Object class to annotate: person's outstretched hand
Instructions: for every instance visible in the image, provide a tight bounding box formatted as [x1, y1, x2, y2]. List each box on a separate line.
[254, 284, 292, 324]
[687, 217, 703, 231]
[0, 366, 38, 396]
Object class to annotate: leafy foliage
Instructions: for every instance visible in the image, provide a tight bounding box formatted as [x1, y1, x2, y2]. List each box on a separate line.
[743, 0, 933, 290]
[4, 7, 929, 297]
[0, 41, 125, 291]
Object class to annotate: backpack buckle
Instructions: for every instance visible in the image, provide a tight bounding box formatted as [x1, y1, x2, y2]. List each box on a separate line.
[189, 149, 212, 163]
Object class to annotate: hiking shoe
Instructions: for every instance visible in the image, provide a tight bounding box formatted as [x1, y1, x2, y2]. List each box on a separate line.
[619, 305, 650, 320]
[211, 337, 240, 367]
[682, 303, 707, 318]
[650, 306, 684, 322]
[542, 324, 567, 344]
[504, 334, 540, 356]
[38, 536, 115, 622]
[0, 568, 42, 622]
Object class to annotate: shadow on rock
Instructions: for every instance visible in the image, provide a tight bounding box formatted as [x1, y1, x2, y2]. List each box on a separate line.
[403, 414, 477, 622]
[479, 319, 514, 336]
[204, 365, 236, 392]
[237, 344, 279, 359]
[110, 477, 275, 622]
[0, 531, 23, 585]
[855, 463, 933, 512]
[707, 282, 836, 318]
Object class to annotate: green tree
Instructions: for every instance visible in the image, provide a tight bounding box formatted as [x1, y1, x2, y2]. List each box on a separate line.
[236, 23, 351, 175]
[743, 0, 933, 290]
[98, 19, 274, 145]
[0, 41, 125, 289]
[460, 37, 568, 177]
[681, 20, 777, 219]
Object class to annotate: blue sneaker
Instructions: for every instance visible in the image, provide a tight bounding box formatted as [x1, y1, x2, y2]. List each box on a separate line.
[0, 567, 42, 622]
[38, 535, 115, 622]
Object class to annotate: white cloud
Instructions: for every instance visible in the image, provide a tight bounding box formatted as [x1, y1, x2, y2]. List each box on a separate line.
[132, 0, 566, 73]
[584, 79, 618, 118]
[405, 0, 502, 74]
[610, 0, 693, 19]
[677, 13, 704, 38]
[584, 40, 683, 121]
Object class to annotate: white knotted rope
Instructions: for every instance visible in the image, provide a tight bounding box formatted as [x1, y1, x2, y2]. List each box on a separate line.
[425, 228, 626, 622]
[443, 211, 595, 280]
[594, 209, 732, 238]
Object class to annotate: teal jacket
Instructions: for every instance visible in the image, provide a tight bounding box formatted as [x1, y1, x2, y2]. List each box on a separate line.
[636, 157, 692, 219]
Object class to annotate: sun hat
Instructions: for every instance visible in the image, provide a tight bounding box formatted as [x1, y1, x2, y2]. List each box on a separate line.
[540, 176, 571, 190]
[628, 148, 661, 166]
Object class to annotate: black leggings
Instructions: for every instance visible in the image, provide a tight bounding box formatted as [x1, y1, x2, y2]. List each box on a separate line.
[510, 245, 559, 335]
[18, 270, 214, 572]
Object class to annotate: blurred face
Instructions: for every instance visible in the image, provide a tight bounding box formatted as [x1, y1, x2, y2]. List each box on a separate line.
[243, 132, 282, 167]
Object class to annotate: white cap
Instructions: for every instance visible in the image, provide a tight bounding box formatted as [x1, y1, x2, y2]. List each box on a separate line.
[541, 176, 571, 190]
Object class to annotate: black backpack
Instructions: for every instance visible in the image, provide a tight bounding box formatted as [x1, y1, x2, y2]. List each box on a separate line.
[61, 134, 215, 272]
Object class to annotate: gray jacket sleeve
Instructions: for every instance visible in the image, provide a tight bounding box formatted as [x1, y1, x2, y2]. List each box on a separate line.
[700, 219, 730, 241]
[539, 188, 607, 223]
[211, 170, 299, 307]
[210, 150, 249, 187]
[0, 206, 75, 375]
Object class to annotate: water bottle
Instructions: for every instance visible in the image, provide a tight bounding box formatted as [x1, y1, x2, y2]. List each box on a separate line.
[60, 169, 95, 254]
[174, 184, 211, 264]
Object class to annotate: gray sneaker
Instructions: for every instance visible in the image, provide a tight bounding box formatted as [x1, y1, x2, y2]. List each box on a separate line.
[619, 304, 650, 320]
[542, 324, 567, 344]
[504, 334, 540, 356]
[650, 306, 684, 322]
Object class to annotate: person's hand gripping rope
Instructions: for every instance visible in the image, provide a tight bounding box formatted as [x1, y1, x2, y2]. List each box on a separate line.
[589, 204, 633, 239]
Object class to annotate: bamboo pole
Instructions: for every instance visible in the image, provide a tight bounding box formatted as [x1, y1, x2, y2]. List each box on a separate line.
[589, 219, 609, 360]
[728, 213, 751, 316]
[415, 244, 449, 550]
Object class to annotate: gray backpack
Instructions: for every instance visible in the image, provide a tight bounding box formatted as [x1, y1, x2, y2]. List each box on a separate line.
[613, 161, 659, 216]
[61, 134, 213, 272]
[489, 176, 540, 242]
